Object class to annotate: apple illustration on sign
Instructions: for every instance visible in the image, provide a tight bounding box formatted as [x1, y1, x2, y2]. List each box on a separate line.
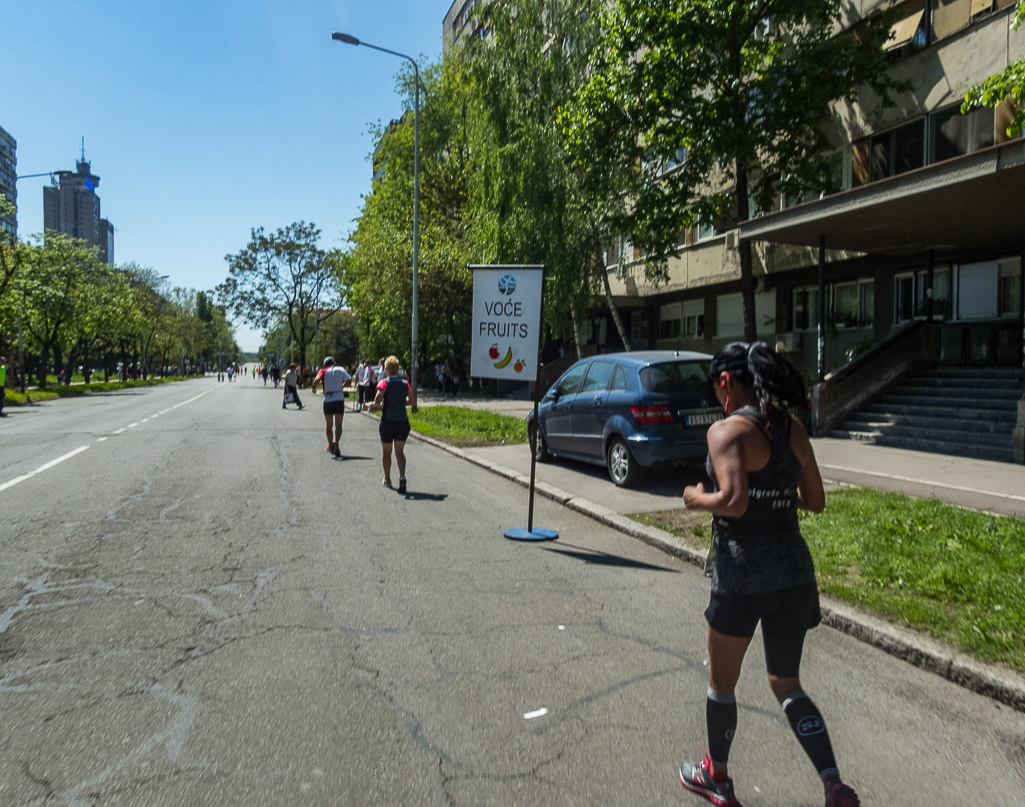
[488, 344, 499, 359]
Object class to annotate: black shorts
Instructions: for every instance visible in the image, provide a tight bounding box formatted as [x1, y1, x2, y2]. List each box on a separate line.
[704, 583, 821, 678]
[323, 399, 346, 416]
[379, 418, 411, 443]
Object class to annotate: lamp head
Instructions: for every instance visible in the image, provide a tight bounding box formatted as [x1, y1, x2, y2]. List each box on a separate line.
[332, 32, 360, 45]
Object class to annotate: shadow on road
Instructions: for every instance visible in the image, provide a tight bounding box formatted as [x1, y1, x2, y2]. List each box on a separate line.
[334, 455, 373, 462]
[540, 542, 678, 572]
[400, 491, 448, 502]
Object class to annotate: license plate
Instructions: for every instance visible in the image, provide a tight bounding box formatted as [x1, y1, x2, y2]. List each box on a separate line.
[683, 412, 722, 426]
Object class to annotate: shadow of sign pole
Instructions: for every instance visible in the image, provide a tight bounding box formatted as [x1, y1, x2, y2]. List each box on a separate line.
[469, 264, 557, 542]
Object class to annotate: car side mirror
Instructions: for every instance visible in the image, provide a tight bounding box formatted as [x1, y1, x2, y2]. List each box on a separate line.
[546, 389, 559, 402]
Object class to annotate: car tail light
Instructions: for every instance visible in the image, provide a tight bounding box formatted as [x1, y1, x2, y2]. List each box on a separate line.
[631, 405, 674, 424]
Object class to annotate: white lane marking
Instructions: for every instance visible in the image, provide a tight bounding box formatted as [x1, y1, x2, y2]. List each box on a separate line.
[112, 428, 126, 435]
[96, 437, 108, 443]
[819, 464, 1025, 503]
[172, 388, 214, 409]
[140, 418, 149, 423]
[523, 708, 548, 720]
[127, 423, 139, 428]
[0, 446, 91, 494]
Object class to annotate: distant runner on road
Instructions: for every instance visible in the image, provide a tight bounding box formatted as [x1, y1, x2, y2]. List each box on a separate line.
[310, 356, 351, 457]
[679, 341, 860, 807]
[0, 355, 7, 417]
[370, 355, 416, 493]
[282, 363, 303, 410]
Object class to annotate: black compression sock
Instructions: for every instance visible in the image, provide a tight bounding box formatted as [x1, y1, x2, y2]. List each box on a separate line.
[706, 687, 738, 768]
[782, 691, 839, 779]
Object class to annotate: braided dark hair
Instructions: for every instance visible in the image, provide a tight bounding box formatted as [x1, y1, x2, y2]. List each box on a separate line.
[709, 341, 810, 417]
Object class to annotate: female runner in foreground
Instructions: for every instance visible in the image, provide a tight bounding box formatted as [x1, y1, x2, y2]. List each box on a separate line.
[680, 342, 859, 807]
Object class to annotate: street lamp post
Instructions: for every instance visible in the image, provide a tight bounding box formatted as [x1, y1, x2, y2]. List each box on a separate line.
[332, 31, 419, 399]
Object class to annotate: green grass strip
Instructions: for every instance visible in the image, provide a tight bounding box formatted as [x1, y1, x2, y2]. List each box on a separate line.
[369, 404, 527, 446]
[8, 376, 194, 403]
[632, 488, 1025, 672]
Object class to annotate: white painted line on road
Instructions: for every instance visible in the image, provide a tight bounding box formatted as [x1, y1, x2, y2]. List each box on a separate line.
[819, 464, 1025, 503]
[0, 446, 91, 494]
[140, 418, 149, 423]
[112, 428, 126, 435]
[523, 708, 547, 720]
[96, 437, 108, 442]
[127, 423, 139, 428]
[171, 388, 213, 409]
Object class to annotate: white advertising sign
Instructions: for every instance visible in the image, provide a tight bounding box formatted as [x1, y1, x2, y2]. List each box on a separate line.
[471, 265, 543, 381]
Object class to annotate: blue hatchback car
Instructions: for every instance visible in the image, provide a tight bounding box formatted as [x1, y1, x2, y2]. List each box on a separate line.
[527, 351, 722, 487]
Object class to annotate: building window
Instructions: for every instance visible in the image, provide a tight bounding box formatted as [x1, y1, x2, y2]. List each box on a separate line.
[658, 303, 681, 339]
[998, 258, 1022, 317]
[716, 293, 744, 337]
[895, 268, 952, 323]
[957, 261, 998, 319]
[663, 147, 687, 172]
[869, 119, 926, 181]
[682, 299, 704, 338]
[631, 309, 650, 343]
[792, 287, 819, 331]
[695, 217, 716, 241]
[830, 280, 875, 327]
[930, 105, 995, 162]
[885, 0, 927, 59]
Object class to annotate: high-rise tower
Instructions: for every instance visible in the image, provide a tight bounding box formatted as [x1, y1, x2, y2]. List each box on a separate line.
[43, 146, 114, 263]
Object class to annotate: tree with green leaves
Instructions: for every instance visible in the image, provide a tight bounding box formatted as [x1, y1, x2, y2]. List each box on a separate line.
[462, 0, 628, 353]
[963, 1, 1024, 136]
[566, 0, 899, 342]
[342, 59, 478, 369]
[218, 222, 338, 371]
[21, 233, 99, 386]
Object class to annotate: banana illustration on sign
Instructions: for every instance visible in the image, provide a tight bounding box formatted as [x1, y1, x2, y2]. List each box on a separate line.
[494, 347, 513, 369]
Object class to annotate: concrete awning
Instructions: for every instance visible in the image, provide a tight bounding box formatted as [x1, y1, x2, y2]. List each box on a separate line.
[739, 139, 1025, 259]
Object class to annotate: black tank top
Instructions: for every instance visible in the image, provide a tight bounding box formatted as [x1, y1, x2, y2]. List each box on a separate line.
[705, 406, 816, 596]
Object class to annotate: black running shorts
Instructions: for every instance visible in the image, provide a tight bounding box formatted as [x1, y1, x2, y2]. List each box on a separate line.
[379, 418, 411, 443]
[704, 583, 821, 677]
[323, 399, 346, 415]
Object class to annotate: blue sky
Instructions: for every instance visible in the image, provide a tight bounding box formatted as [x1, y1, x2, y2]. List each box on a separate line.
[3, 0, 449, 350]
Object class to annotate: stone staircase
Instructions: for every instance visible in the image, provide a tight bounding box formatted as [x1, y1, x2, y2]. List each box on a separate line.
[831, 366, 1022, 463]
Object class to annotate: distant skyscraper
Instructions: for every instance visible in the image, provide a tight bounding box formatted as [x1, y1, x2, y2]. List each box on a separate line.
[43, 155, 114, 263]
[0, 125, 16, 238]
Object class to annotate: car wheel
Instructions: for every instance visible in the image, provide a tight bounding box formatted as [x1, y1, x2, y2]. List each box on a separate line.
[607, 437, 644, 487]
[531, 424, 551, 463]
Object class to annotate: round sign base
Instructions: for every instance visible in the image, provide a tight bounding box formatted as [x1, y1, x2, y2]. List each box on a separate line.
[503, 527, 558, 542]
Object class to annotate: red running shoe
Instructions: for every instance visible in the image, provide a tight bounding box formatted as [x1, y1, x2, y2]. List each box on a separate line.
[825, 782, 860, 807]
[679, 755, 742, 807]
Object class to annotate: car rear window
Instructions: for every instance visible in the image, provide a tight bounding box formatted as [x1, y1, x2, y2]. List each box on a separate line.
[639, 361, 711, 393]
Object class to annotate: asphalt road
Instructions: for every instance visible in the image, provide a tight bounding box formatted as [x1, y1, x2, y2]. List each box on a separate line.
[1, 377, 1023, 806]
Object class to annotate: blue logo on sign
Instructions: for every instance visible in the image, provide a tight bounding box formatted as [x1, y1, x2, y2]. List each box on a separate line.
[497, 275, 516, 296]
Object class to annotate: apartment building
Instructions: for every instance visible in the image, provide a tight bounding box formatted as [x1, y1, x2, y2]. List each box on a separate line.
[603, 2, 1021, 370]
[0, 125, 16, 238]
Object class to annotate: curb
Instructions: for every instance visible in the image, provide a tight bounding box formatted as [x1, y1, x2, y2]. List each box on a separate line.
[398, 421, 1025, 714]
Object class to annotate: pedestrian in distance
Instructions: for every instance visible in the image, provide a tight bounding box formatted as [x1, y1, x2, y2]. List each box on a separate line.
[0, 355, 7, 417]
[310, 356, 351, 457]
[679, 341, 860, 807]
[370, 355, 416, 493]
[356, 359, 372, 412]
[282, 363, 303, 410]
